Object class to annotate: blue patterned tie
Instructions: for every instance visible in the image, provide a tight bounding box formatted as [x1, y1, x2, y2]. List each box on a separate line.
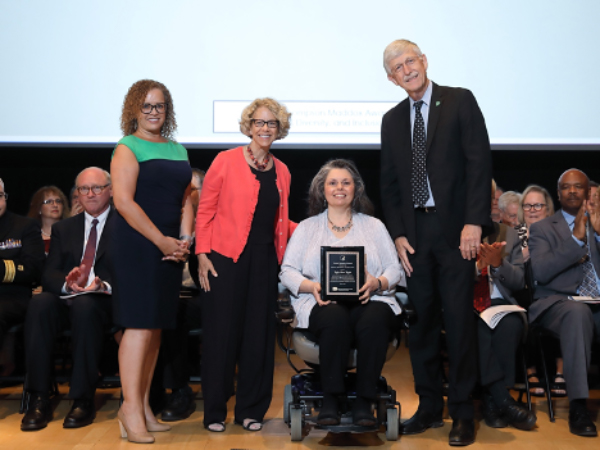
[412, 100, 429, 207]
[580, 236, 600, 297]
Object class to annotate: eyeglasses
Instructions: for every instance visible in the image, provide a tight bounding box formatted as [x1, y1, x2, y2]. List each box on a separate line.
[392, 56, 421, 74]
[251, 119, 279, 128]
[42, 198, 64, 205]
[523, 203, 546, 211]
[141, 103, 167, 114]
[190, 187, 202, 192]
[0, 193, 7, 200]
[77, 184, 110, 195]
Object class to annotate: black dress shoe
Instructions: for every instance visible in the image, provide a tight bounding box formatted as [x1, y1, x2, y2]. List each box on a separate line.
[569, 407, 598, 437]
[497, 397, 536, 431]
[481, 394, 507, 428]
[63, 399, 96, 428]
[352, 397, 377, 427]
[161, 385, 196, 422]
[400, 409, 444, 435]
[21, 395, 52, 431]
[449, 419, 475, 446]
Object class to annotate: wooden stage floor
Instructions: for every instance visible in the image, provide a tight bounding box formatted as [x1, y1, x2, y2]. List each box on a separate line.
[1, 344, 599, 449]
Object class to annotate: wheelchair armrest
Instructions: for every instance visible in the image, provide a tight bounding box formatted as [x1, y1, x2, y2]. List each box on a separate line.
[275, 288, 296, 323]
[395, 288, 417, 328]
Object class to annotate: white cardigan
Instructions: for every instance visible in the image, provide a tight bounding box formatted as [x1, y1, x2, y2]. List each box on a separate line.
[279, 211, 405, 329]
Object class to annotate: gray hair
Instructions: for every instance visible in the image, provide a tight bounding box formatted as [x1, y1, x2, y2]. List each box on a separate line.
[0, 178, 4, 191]
[498, 191, 522, 213]
[383, 39, 423, 75]
[518, 184, 555, 223]
[307, 159, 374, 217]
[75, 167, 111, 187]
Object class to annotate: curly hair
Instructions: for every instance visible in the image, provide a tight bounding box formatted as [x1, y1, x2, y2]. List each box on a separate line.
[239, 98, 291, 140]
[27, 186, 70, 223]
[307, 159, 374, 217]
[120, 79, 177, 139]
[518, 184, 555, 224]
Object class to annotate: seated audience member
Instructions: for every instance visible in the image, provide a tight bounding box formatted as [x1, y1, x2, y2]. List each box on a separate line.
[514, 185, 565, 396]
[0, 178, 45, 371]
[70, 185, 84, 217]
[27, 186, 70, 255]
[588, 180, 599, 214]
[491, 185, 504, 223]
[476, 180, 536, 430]
[498, 191, 521, 228]
[21, 167, 114, 431]
[158, 168, 205, 422]
[529, 168, 600, 437]
[280, 159, 405, 427]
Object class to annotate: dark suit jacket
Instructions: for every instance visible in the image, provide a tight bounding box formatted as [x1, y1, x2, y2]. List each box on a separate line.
[528, 210, 600, 322]
[380, 82, 493, 249]
[484, 222, 525, 305]
[42, 209, 113, 296]
[0, 211, 45, 300]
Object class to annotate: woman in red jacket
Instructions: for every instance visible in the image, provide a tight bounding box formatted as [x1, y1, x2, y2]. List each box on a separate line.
[196, 98, 295, 433]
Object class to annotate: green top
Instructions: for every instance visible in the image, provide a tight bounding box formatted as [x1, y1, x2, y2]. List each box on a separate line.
[115, 135, 188, 163]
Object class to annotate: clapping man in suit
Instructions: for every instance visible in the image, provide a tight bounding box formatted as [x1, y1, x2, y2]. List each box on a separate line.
[380, 39, 493, 445]
[529, 168, 600, 437]
[21, 167, 114, 431]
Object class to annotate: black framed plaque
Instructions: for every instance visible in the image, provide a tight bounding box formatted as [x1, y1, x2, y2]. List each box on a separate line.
[320, 246, 365, 301]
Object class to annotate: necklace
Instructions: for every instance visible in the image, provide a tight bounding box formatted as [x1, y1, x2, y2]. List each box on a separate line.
[41, 230, 51, 238]
[328, 214, 353, 232]
[246, 145, 270, 171]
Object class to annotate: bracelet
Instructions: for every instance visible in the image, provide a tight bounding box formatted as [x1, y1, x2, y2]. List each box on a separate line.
[377, 277, 382, 292]
[179, 235, 192, 242]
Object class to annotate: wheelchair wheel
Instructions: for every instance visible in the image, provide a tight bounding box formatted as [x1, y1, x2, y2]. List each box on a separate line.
[283, 384, 293, 425]
[290, 407, 303, 441]
[386, 407, 399, 441]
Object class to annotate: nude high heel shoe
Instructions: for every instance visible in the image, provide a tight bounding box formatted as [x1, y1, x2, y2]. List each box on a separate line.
[118, 408, 155, 444]
[146, 421, 171, 432]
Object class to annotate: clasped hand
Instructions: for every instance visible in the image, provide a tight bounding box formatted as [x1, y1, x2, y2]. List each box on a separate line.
[161, 236, 190, 262]
[65, 264, 106, 293]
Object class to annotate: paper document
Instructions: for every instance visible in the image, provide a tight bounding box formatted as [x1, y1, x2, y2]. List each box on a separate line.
[60, 290, 110, 300]
[479, 305, 526, 329]
[569, 296, 600, 304]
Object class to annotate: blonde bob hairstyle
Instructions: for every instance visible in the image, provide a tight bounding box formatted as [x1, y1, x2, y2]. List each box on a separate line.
[518, 184, 555, 224]
[239, 98, 291, 141]
[383, 39, 423, 75]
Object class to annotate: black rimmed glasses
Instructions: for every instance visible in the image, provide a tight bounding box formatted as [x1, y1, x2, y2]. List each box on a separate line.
[523, 203, 546, 211]
[77, 184, 110, 195]
[251, 119, 279, 128]
[0, 193, 7, 200]
[141, 103, 167, 114]
[42, 198, 64, 205]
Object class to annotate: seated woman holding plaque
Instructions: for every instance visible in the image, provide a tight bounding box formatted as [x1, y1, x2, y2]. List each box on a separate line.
[279, 159, 404, 427]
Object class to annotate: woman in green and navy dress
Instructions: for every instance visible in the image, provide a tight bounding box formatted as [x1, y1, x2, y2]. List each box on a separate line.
[110, 80, 194, 444]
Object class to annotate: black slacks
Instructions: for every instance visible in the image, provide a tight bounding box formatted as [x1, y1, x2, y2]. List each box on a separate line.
[24, 292, 113, 399]
[308, 300, 395, 400]
[201, 244, 278, 426]
[477, 299, 525, 388]
[159, 294, 202, 390]
[0, 296, 29, 349]
[406, 210, 477, 420]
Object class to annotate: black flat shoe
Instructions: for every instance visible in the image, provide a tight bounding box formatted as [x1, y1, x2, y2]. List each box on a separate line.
[400, 409, 444, 435]
[63, 399, 96, 428]
[569, 407, 597, 437]
[449, 419, 475, 446]
[161, 385, 196, 422]
[21, 395, 53, 431]
[497, 397, 536, 431]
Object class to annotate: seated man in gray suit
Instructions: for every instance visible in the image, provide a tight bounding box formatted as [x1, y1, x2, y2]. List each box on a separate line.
[529, 168, 600, 437]
[476, 180, 536, 430]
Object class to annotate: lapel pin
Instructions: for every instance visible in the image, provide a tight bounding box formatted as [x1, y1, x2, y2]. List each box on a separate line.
[436, 101, 441, 107]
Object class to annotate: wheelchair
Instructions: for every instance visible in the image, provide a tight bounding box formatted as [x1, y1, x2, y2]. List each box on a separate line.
[276, 287, 413, 442]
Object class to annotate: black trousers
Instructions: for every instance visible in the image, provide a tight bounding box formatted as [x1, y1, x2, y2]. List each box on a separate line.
[201, 244, 278, 426]
[477, 299, 525, 388]
[308, 301, 395, 400]
[0, 296, 29, 349]
[406, 210, 477, 420]
[159, 294, 202, 390]
[24, 292, 112, 399]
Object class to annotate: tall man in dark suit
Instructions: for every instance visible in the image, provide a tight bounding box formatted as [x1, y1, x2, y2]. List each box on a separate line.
[0, 178, 45, 353]
[380, 39, 493, 446]
[529, 168, 600, 437]
[21, 167, 114, 431]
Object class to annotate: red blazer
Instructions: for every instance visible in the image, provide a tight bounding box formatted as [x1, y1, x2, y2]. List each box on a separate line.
[195, 146, 296, 264]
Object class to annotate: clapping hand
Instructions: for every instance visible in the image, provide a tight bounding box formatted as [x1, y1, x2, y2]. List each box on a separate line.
[477, 242, 506, 270]
[573, 201, 588, 242]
